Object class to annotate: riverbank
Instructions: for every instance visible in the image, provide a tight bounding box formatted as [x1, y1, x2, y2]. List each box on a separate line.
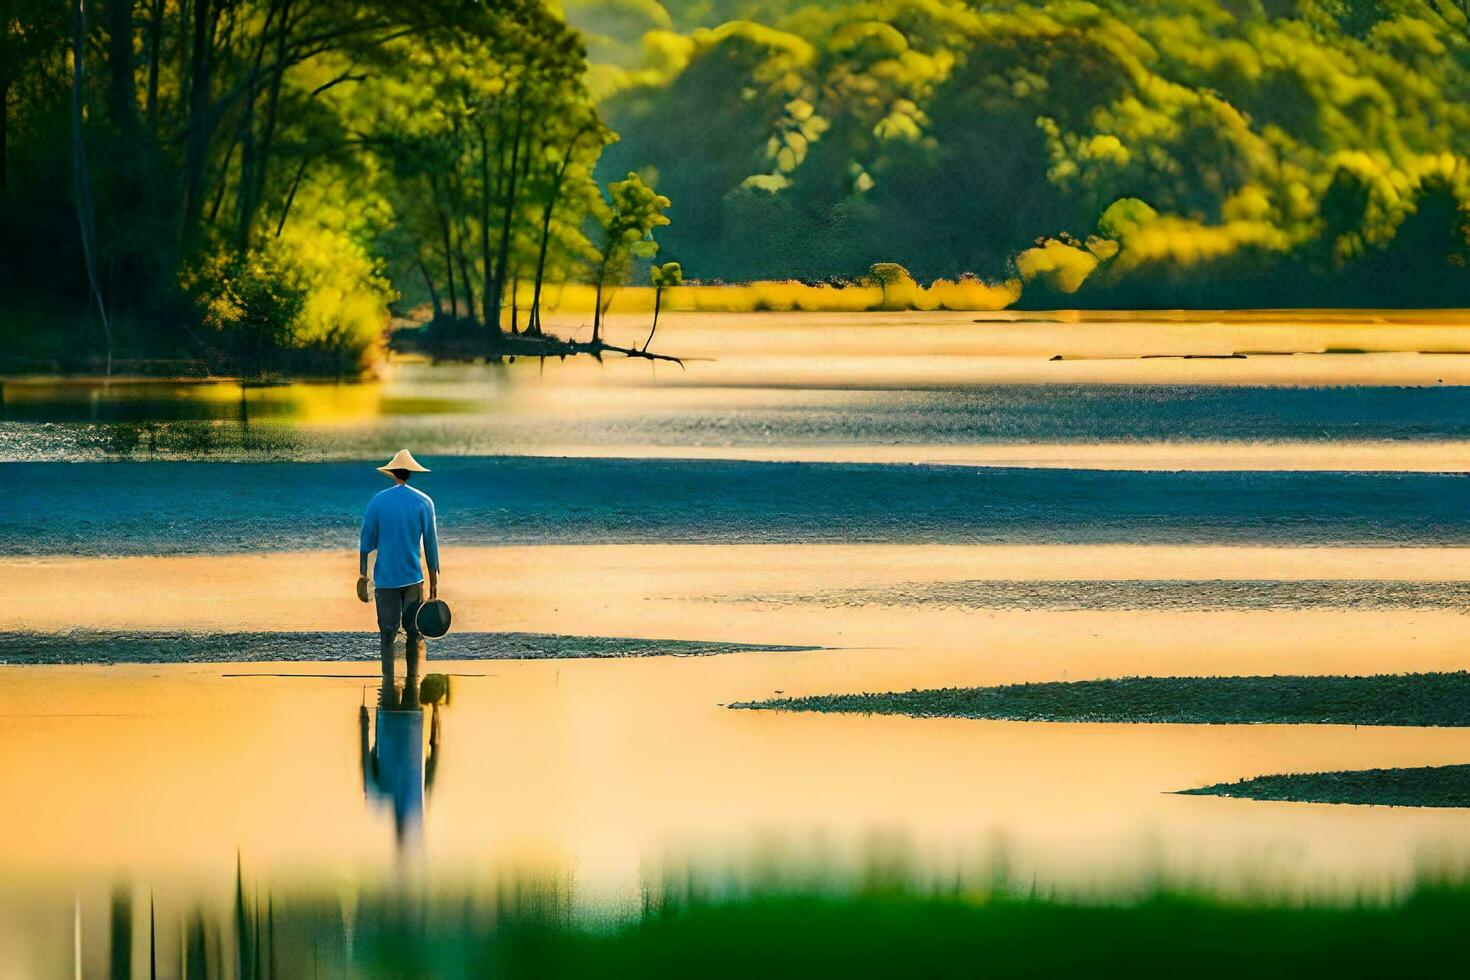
[10, 544, 1470, 680]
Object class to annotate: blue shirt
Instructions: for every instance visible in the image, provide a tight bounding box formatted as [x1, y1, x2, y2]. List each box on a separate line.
[360, 484, 440, 588]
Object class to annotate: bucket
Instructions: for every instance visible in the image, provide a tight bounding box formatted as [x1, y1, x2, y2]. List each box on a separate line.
[403, 597, 452, 639]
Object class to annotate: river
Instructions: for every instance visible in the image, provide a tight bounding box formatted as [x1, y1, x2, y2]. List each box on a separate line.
[3, 310, 1470, 974]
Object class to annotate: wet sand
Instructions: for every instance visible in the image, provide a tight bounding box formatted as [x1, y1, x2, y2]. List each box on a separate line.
[5, 542, 1470, 900]
[3, 545, 1470, 681]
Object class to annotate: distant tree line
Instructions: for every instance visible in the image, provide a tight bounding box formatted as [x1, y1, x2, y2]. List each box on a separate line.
[573, 0, 1470, 308]
[6, 0, 1470, 376]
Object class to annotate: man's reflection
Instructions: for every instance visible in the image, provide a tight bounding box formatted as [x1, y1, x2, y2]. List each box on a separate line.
[359, 674, 449, 845]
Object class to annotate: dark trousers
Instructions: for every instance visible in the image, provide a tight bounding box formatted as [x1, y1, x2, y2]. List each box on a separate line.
[375, 582, 424, 701]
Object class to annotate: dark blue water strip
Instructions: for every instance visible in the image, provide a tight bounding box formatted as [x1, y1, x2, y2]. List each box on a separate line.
[3, 457, 1466, 555]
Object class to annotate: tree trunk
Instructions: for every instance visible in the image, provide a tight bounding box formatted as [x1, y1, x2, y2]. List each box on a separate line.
[487, 101, 527, 337]
[433, 197, 457, 317]
[241, 0, 291, 247]
[529, 125, 592, 334]
[529, 163, 571, 334]
[0, 77, 8, 192]
[446, 166, 476, 322]
[232, 2, 278, 253]
[592, 255, 609, 344]
[180, 0, 216, 246]
[428, 173, 457, 317]
[233, 88, 257, 250]
[145, 0, 163, 130]
[528, 191, 554, 334]
[104, 0, 138, 134]
[417, 258, 445, 321]
[206, 137, 237, 224]
[72, 0, 113, 375]
[175, 0, 189, 106]
[477, 121, 493, 331]
[643, 285, 661, 352]
[274, 156, 308, 236]
[455, 219, 476, 325]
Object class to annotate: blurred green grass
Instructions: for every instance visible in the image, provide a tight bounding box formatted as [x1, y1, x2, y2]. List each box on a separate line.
[250, 882, 1469, 978]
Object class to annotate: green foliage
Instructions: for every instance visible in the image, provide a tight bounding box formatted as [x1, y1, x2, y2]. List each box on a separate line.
[649, 260, 683, 288]
[605, 171, 672, 257]
[185, 248, 308, 372]
[0, 0, 621, 372]
[181, 228, 393, 374]
[591, 171, 671, 337]
[356, 7, 610, 335]
[9, 0, 1470, 367]
[580, 0, 1470, 306]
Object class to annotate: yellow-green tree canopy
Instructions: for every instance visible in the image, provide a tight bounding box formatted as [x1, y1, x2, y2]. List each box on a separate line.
[578, 0, 1470, 306]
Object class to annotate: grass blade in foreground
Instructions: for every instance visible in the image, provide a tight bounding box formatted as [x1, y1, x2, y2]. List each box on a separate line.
[730, 672, 1470, 727]
[1181, 765, 1470, 808]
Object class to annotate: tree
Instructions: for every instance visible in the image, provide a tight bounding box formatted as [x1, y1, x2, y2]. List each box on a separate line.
[642, 260, 681, 351]
[526, 114, 607, 334]
[70, 0, 111, 374]
[358, 8, 606, 337]
[0, 0, 64, 192]
[590, 171, 669, 342]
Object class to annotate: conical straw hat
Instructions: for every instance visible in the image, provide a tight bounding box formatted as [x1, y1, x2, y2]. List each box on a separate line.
[377, 449, 431, 475]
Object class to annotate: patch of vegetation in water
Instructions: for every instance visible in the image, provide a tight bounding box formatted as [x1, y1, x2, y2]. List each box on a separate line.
[1181, 765, 1470, 808]
[731, 672, 1470, 727]
[0, 630, 819, 665]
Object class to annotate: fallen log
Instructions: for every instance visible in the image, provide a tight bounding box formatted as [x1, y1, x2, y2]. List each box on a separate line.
[389, 326, 690, 367]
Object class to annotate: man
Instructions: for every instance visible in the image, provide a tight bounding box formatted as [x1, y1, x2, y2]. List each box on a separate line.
[359, 449, 440, 708]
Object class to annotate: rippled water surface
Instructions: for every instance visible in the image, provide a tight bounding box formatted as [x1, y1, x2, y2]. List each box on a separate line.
[5, 311, 1470, 465]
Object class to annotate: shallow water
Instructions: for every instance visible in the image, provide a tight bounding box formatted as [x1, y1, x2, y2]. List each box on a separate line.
[7, 458, 1470, 556]
[5, 656, 1470, 888]
[5, 311, 1470, 468]
[5, 312, 1470, 973]
[8, 383, 1470, 457]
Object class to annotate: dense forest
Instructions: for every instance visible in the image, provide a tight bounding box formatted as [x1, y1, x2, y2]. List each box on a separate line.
[581, 0, 1470, 307]
[3, 0, 1470, 373]
[0, 0, 664, 372]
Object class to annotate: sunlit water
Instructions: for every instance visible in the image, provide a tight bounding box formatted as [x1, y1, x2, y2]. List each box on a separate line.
[5, 311, 1470, 467]
[5, 312, 1470, 973]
